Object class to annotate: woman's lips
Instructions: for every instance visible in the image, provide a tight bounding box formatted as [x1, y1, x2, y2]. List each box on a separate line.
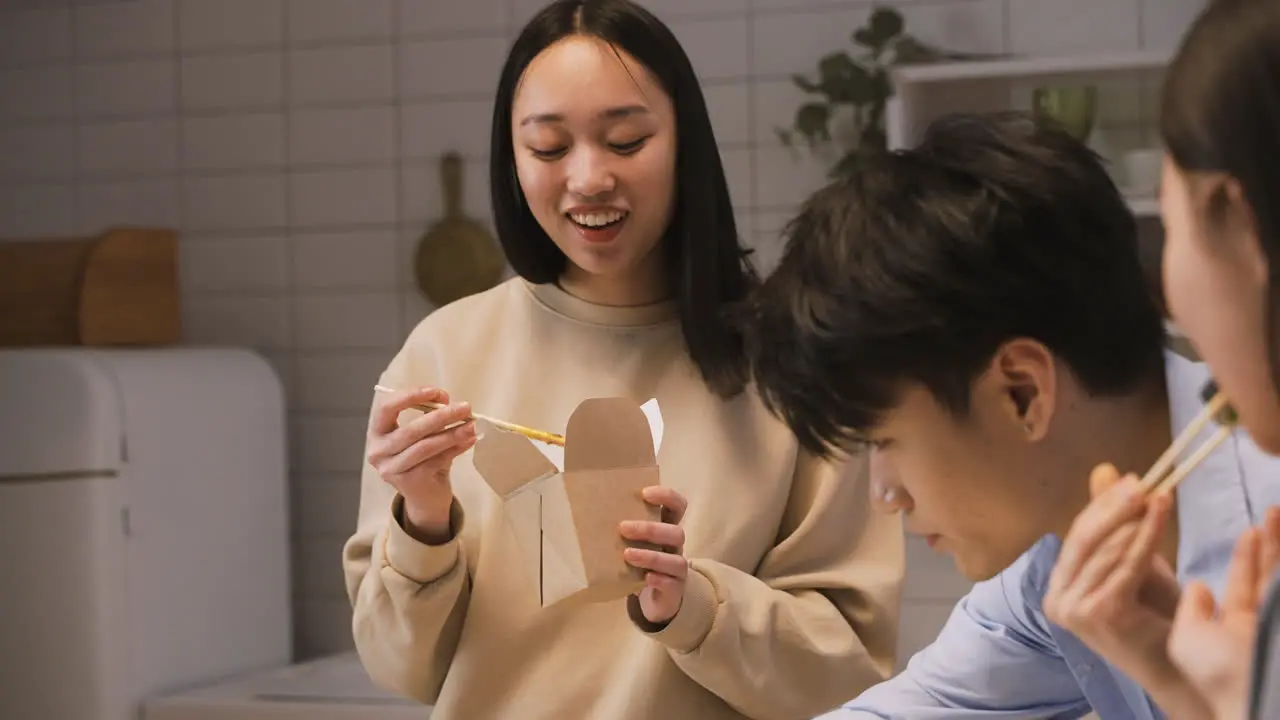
[567, 211, 628, 244]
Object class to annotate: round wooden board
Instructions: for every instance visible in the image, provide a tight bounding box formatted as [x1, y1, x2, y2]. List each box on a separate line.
[414, 152, 507, 307]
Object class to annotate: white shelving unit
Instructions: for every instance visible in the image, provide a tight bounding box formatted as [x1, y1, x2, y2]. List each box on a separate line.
[885, 51, 1171, 218]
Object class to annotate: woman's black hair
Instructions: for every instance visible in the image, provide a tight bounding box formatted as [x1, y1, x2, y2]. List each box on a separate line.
[1161, 0, 1280, 383]
[490, 0, 758, 398]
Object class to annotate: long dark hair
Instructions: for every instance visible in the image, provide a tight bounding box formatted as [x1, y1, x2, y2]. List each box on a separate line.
[1161, 0, 1280, 383]
[489, 0, 758, 398]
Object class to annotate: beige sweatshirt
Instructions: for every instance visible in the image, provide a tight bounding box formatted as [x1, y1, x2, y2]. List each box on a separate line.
[341, 278, 905, 720]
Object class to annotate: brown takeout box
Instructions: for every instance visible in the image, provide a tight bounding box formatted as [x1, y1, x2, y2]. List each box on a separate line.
[473, 397, 662, 608]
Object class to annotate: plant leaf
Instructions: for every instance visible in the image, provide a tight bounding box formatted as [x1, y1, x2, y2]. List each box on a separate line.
[791, 73, 821, 94]
[817, 52, 878, 105]
[852, 27, 878, 49]
[868, 7, 905, 43]
[794, 102, 832, 143]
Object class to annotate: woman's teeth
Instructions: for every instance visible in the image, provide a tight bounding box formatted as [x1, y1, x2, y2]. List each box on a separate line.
[568, 210, 627, 227]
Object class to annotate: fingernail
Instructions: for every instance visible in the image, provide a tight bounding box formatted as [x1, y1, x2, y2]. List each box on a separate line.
[620, 521, 638, 532]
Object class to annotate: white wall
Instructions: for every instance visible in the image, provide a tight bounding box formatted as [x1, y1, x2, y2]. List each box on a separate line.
[0, 0, 1204, 662]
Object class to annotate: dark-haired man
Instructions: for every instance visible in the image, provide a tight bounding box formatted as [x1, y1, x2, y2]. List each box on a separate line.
[745, 112, 1280, 718]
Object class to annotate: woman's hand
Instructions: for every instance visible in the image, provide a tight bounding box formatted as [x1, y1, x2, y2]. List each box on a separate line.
[1168, 506, 1280, 720]
[1045, 464, 1211, 718]
[620, 485, 689, 625]
[366, 386, 477, 543]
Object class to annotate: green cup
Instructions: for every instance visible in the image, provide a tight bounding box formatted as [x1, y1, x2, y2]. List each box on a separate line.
[1032, 85, 1098, 142]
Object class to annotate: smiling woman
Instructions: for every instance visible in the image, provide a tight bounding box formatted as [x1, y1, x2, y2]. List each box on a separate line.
[340, 1, 905, 719]
[505, 32, 678, 306]
[491, 0, 752, 377]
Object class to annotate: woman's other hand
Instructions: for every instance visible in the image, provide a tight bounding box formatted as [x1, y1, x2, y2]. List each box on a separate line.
[620, 485, 690, 625]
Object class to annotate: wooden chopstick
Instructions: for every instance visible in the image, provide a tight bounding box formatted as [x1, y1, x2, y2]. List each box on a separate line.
[1139, 384, 1236, 496]
[373, 385, 566, 447]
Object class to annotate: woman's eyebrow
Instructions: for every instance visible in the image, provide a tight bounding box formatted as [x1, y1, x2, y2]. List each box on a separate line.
[518, 104, 651, 127]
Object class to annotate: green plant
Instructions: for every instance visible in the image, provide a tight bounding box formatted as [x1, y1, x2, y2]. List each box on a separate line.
[777, 7, 996, 178]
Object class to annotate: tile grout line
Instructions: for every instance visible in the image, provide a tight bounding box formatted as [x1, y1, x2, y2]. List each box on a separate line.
[393, 0, 408, 339]
[1134, 0, 1149, 147]
[0, 73, 754, 131]
[173, 0, 185, 244]
[744, 2, 757, 232]
[280, 0, 303, 647]
[67, 2, 80, 232]
[1136, 0, 1145, 51]
[0, 0, 987, 69]
[1001, 0, 1012, 57]
[282, 0, 300, 421]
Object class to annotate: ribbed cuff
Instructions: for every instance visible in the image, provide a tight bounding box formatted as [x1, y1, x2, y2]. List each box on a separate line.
[383, 494, 465, 584]
[633, 561, 719, 654]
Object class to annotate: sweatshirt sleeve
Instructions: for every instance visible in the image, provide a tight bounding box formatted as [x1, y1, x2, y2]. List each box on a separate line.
[631, 449, 906, 719]
[340, 344, 472, 705]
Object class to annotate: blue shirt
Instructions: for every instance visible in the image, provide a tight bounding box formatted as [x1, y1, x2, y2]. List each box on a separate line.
[820, 352, 1280, 720]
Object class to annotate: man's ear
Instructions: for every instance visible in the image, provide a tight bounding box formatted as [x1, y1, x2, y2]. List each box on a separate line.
[990, 338, 1056, 441]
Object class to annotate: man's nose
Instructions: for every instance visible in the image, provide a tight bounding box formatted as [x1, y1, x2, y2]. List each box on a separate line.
[868, 451, 909, 514]
[869, 475, 908, 514]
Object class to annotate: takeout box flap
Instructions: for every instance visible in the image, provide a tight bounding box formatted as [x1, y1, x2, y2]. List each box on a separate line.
[472, 422, 558, 497]
[564, 397, 658, 472]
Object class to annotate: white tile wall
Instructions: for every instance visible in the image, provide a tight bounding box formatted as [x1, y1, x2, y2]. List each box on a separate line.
[0, 0, 1204, 666]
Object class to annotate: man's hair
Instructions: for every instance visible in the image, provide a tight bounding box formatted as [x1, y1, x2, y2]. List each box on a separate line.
[744, 111, 1168, 458]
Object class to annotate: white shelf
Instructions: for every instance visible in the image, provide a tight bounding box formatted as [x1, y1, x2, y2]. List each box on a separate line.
[886, 52, 1171, 227]
[886, 51, 1172, 152]
[890, 50, 1170, 86]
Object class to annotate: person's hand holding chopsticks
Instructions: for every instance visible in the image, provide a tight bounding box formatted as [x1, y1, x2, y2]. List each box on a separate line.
[1044, 463, 1213, 719]
[366, 386, 477, 545]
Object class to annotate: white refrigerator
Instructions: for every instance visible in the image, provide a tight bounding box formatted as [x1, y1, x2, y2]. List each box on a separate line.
[0, 347, 293, 720]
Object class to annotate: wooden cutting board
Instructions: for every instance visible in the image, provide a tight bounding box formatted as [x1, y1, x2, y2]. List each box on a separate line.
[414, 152, 506, 308]
[0, 227, 181, 347]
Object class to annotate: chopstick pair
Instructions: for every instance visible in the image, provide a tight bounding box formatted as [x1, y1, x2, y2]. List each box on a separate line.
[372, 384, 566, 447]
[1138, 381, 1238, 496]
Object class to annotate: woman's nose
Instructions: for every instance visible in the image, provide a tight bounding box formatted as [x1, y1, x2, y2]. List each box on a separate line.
[566, 149, 616, 198]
